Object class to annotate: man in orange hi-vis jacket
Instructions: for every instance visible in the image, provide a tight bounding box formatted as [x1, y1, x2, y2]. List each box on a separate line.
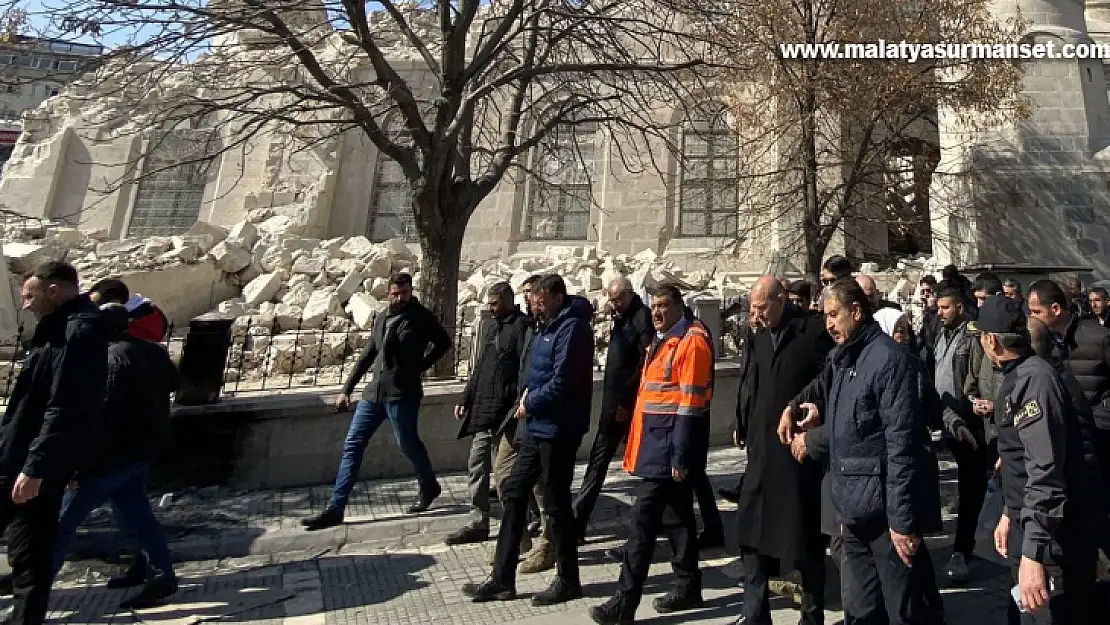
[589, 283, 714, 625]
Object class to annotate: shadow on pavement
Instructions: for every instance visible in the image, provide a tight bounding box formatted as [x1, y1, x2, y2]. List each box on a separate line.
[45, 552, 436, 624]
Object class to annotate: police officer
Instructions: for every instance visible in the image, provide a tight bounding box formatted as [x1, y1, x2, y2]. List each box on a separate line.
[975, 295, 1100, 624]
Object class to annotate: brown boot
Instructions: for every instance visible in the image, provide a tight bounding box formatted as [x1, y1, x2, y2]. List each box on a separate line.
[519, 542, 556, 574]
[487, 535, 532, 565]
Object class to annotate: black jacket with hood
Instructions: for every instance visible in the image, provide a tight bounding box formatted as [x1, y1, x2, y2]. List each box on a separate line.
[86, 305, 179, 476]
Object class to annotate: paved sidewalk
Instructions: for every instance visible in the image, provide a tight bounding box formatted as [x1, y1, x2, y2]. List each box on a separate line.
[13, 446, 1017, 624]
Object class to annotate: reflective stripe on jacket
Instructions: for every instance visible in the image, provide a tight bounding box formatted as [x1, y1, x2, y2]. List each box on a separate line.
[623, 317, 713, 479]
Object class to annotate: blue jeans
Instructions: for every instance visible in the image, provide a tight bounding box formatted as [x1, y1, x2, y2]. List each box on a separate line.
[329, 398, 437, 511]
[52, 462, 174, 582]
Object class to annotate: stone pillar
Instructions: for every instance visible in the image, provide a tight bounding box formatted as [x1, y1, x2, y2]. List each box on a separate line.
[469, 310, 492, 377]
[691, 298, 722, 357]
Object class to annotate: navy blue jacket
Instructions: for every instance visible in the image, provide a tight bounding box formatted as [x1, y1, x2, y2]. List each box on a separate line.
[522, 296, 595, 440]
[825, 321, 930, 535]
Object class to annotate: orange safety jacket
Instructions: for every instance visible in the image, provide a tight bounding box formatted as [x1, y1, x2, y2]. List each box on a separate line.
[623, 316, 714, 479]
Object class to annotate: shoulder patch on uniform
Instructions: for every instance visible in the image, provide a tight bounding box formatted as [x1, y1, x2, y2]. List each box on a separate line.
[1014, 400, 1042, 428]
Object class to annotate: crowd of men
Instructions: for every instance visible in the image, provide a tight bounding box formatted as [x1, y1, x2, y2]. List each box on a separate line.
[308, 256, 1110, 625]
[5, 254, 1104, 625]
[0, 262, 178, 625]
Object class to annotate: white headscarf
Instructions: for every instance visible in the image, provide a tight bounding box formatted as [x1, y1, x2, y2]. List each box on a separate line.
[874, 307, 907, 338]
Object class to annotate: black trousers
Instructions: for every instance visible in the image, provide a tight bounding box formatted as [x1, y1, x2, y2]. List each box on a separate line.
[951, 437, 991, 558]
[617, 477, 701, 609]
[741, 538, 827, 625]
[573, 416, 630, 538]
[0, 476, 66, 625]
[493, 431, 581, 587]
[1005, 518, 1097, 625]
[841, 519, 945, 625]
[690, 467, 724, 537]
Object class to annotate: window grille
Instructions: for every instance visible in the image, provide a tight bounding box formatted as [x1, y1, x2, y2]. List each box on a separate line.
[677, 108, 739, 237]
[523, 119, 597, 240]
[127, 129, 214, 237]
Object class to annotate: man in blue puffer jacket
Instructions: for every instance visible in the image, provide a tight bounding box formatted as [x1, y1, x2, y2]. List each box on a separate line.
[780, 278, 945, 625]
[464, 274, 595, 607]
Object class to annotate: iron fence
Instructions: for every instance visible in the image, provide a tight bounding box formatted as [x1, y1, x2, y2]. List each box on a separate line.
[0, 303, 741, 405]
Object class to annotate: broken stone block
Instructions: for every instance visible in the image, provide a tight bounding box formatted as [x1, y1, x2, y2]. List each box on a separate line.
[238, 262, 262, 285]
[273, 302, 303, 331]
[339, 236, 374, 258]
[242, 272, 282, 308]
[380, 238, 417, 261]
[208, 241, 252, 273]
[326, 257, 362, 277]
[95, 238, 145, 257]
[227, 221, 259, 250]
[302, 288, 343, 329]
[217, 298, 250, 317]
[319, 237, 346, 258]
[170, 236, 207, 261]
[291, 256, 325, 275]
[81, 228, 111, 241]
[49, 227, 84, 247]
[363, 254, 391, 279]
[185, 221, 229, 248]
[143, 237, 173, 256]
[3, 242, 52, 274]
[280, 281, 314, 308]
[312, 270, 329, 288]
[345, 292, 386, 329]
[257, 245, 292, 273]
[258, 215, 302, 236]
[337, 269, 365, 302]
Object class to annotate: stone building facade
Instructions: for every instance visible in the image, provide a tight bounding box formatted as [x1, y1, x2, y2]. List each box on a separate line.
[2, 0, 1109, 278]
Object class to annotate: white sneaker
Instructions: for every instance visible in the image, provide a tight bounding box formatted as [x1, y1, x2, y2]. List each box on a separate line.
[945, 552, 969, 584]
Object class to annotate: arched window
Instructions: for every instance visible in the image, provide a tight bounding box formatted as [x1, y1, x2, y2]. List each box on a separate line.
[523, 116, 597, 240]
[128, 129, 215, 237]
[368, 117, 419, 243]
[677, 106, 739, 237]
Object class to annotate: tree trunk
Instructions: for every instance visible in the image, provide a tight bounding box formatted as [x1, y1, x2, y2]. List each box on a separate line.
[801, 87, 824, 278]
[418, 216, 464, 380]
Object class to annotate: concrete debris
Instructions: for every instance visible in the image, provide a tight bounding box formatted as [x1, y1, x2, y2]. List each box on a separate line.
[2, 212, 929, 380]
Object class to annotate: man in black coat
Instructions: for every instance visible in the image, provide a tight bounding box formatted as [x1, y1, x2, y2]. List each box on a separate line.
[50, 302, 179, 610]
[1027, 278, 1110, 572]
[0, 261, 108, 625]
[733, 276, 833, 625]
[780, 279, 944, 625]
[303, 272, 451, 530]
[574, 277, 653, 543]
[446, 282, 531, 546]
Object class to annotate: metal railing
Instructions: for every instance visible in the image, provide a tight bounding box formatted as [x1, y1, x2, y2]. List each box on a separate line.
[0, 303, 741, 405]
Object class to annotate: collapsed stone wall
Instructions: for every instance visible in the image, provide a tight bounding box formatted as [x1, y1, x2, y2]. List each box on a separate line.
[2, 209, 931, 388]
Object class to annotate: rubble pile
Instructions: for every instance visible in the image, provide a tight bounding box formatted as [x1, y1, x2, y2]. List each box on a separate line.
[213, 236, 757, 385]
[2, 211, 929, 387]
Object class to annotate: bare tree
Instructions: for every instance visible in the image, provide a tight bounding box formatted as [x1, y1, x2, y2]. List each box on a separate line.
[17, 0, 708, 355]
[676, 0, 1029, 275]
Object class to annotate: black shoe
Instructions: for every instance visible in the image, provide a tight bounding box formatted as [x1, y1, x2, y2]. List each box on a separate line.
[302, 507, 344, 531]
[532, 577, 583, 607]
[106, 557, 149, 589]
[605, 546, 626, 562]
[653, 589, 704, 614]
[120, 575, 178, 610]
[699, 530, 726, 549]
[461, 578, 516, 602]
[444, 525, 489, 546]
[589, 595, 636, 625]
[527, 519, 542, 536]
[718, 488, 739, 504]
[407, 483, 442, 514]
